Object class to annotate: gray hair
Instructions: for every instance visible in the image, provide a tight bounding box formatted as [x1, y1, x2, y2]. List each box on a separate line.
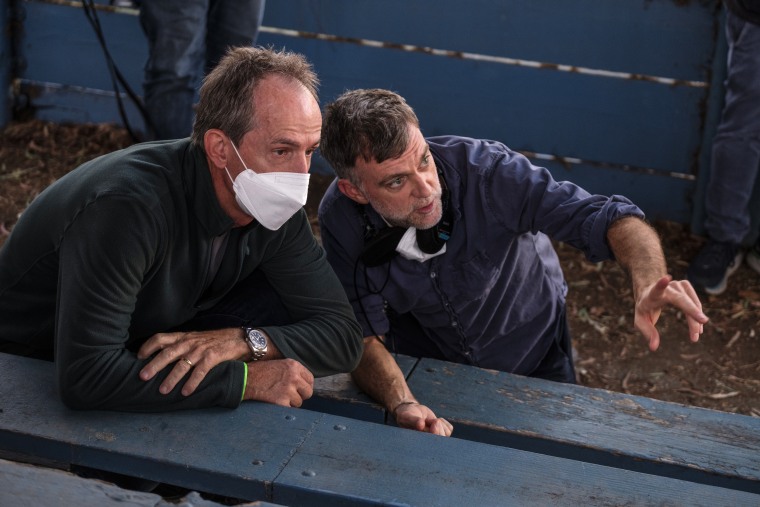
[192, 46, 319, 149]
[320, 89, 419, 182]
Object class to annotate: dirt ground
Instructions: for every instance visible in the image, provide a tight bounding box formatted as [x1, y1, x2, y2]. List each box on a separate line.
[1, 119, 759, 418]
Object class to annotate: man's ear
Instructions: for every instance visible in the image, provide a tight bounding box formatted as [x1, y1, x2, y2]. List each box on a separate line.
[204, 129, 228, 169]
[337, 178, 369, 204]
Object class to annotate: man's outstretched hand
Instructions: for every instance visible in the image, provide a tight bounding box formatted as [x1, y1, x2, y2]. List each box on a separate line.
[634, 275, 708, 351]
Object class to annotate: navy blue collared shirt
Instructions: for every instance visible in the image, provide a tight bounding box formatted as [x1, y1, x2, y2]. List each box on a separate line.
[318, 136, 644, 374]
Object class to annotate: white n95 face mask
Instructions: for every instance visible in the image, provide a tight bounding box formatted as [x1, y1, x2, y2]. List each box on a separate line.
[226, 141, 310, 231]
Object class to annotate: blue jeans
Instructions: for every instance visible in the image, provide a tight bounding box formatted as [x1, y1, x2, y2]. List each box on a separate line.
[705, 10, 760, 244]
[139, 0, 266, 140]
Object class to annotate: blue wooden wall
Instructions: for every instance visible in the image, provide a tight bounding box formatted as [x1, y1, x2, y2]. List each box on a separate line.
[5, 0, 749, 231]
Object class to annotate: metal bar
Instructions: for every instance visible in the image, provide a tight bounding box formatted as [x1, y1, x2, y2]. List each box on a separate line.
[261, 26, 709, 89]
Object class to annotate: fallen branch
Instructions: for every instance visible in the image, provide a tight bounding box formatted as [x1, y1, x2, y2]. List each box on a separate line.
[621, 370, 632, 393]
[725, 331, 742, 348]
[676, 388, 740, 400]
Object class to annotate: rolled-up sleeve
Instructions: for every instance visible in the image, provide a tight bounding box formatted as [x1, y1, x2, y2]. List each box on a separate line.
[480, 143, 645, 263]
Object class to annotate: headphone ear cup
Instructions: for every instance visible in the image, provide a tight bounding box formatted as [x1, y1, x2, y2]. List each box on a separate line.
[416, 226, 445, 254]
[417, 172, 453, 254]
[359, 227, 406, 267]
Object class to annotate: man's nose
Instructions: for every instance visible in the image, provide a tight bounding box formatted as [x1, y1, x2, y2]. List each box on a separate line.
[294, 152, 310, 174]
[413, 174, 435, 197]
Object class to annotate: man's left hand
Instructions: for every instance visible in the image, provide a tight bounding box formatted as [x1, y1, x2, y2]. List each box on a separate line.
[634, 275, 709, 351]
[137, 328, 249, 396]
[393, 401, 454, 436]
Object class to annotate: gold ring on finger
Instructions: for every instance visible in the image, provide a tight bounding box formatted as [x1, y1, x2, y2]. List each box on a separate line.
[182, 357, 194, 367]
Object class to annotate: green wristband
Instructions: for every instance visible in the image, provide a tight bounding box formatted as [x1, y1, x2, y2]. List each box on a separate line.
[242, 362, 248, 401]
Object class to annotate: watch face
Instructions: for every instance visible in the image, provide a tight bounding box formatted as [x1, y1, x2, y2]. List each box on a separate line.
[250, 330, 266, 349]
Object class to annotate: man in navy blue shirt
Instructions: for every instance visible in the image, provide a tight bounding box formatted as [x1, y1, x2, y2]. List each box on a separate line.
[318, 89, 708, 437]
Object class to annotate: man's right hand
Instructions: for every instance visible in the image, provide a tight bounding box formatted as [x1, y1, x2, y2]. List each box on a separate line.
[245, 358, 314, 407]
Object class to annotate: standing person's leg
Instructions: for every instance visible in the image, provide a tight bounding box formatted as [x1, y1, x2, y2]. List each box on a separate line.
[689, 11, 760, 294]
[205, 0, 266, 74]
[705, 12, 760, 244]
[139, 0, 209, 140]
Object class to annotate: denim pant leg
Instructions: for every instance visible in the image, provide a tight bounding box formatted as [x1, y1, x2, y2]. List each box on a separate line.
[176, 269, 291, 332]
[705, 10, 760, 244]
[140, 0, 209, 140]
[205, 0, 266, 74]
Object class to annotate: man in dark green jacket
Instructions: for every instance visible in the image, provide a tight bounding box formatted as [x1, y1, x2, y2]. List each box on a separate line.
[0, 47, 363, 412]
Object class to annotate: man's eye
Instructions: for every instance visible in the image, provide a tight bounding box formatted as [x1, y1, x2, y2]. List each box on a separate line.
[387, 177, 404, 188]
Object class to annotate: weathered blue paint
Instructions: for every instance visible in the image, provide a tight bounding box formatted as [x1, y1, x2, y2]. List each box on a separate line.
[20, 1, 145, 91]
[10, 0, 759, 230]
[260, 0, 720, 82]
[275, 412, 760, 507]
[260, 33, 708, 175]
[0, 459, 277, 507]
[406, 357, 760, 494]
[2, 352, 759, 506]
[0, 355, 307, 502]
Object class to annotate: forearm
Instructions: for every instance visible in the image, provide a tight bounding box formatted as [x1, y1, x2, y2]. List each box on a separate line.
[264, 311, 362, 377]
[262, 223, 364, 377]
[351, 336, 416, 412]
[58, 349, 244, 412]
[607, 217, 668, 300]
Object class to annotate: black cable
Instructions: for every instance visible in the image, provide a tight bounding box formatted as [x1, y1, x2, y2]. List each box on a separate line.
[81, 0, 154, 141]
[352, 254, 397, 355]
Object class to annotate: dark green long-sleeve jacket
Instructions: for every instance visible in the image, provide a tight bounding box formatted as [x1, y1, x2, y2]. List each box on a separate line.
[0, 139, 363, 411]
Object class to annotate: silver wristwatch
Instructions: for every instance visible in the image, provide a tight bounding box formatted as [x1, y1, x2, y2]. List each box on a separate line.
[243, 327, 268, 361]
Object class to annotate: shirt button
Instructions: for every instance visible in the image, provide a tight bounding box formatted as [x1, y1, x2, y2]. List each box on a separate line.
[451, 321, 458, 327]
[430, 272, 437, 278]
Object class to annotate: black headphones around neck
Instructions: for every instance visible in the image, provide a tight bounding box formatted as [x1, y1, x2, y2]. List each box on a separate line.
[358, 167, 453, 267]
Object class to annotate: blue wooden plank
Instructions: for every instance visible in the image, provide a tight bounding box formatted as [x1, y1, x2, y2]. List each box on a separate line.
[14, 0, 728, 225]
[406, 358, 760, 494]
[23, 20, 709, 177]
[257, 33, 707, 175]
[537, 159, 696, 223]
[261, 0, 721, 81]
[20, 1, 146, 92]
[0, 352, 317, 502]
[2, 352, 760, 505]
[275, 411, 760, 506]
[0, 458, 279, 507]
[20, 1, 714, 172]
[17, 80, 148, 133]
